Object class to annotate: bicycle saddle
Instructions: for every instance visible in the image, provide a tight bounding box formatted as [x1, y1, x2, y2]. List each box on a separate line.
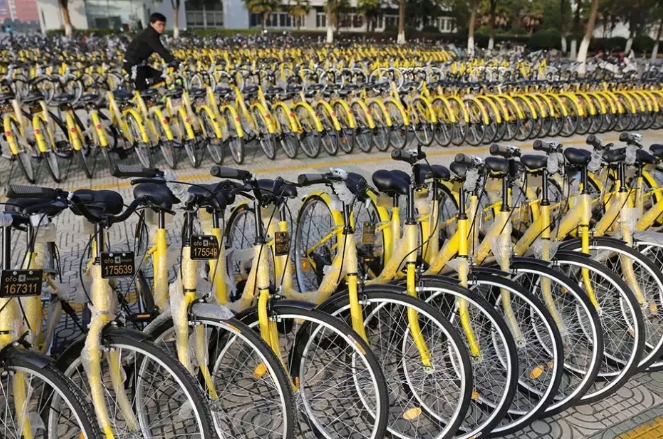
[189, 88, 206, 99]
[139, 89, 159, 99]
[520, 155, 547, 171]
[286, 84, 302, 93]
[188, 182, 233, 210]
[563, 148, 591, 166]
[52, 93, 75, 104]
[306, 84, 325, 92]
[418, 164, 451, 181]
[602, 148, 626, 164]
[165, 88, 183, 98]
[650, 144, 663, 159]
[449, 162, 467, 179]
[79, 94, 100, 104]
[636, 149, 656, 165]
[242, 85, 259, 95]
[134, 183, 177, 211]
[257, 178, 297, 200]
[70, 189, 124, 218]
[372, 169, 409, 196]
[484, 157, 509, 175]
[114, 90, 133, 102]
[214, 86, 232, 96]
[264, 86, 284, 96]
[22, 92, 44, 104]
[0, 91, 15, 102]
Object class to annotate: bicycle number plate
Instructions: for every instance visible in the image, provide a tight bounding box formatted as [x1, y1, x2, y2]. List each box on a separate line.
[190, 235, 220, 260]
[100, 252, 135, 278]
[362, 222, 376, 245]
[274, 232, 290, 256]
[0, 270, 43, 298]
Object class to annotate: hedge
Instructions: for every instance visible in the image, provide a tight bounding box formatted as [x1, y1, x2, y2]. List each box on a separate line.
[527, 29, 562, 50]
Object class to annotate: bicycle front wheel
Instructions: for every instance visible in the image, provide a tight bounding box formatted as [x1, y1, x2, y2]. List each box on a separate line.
[3, 348, 102, 439]
[57, 329, 218, 439]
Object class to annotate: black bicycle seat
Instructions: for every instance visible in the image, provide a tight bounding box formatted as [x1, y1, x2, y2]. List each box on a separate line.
[70, 189, 124, 218]
[52, 93, 75, 105]
[0, 91, 15, 102]
[418, 164, 451, 181]
[450, 162, 467, 179]
[139, 89, 159, 99]
[78, 94, 100, 104]
[114, 90, 133, 102]
[564, 148, 591, 166]
[307, 84, 325, 92]
[484, 157, 509, 175]
[189, 88, 206, 99]
[188, 182, 232, 210]
[134, 183, 177, 210]
[242, 85, 259, 95]
[637, 149, 656, 165]
[602, 148, 626, 164]
[520, 154, 548, 171]
[650, 144, 663, 159]
[214, 86, 232, 96]
[22, 92, 44, 104]
[372, 169, 409, 196]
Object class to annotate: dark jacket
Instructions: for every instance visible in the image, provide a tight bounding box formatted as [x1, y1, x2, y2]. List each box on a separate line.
[123, 26, 174, 68]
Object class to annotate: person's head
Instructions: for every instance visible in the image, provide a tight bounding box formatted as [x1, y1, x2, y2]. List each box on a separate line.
[149, 13, 167, 34]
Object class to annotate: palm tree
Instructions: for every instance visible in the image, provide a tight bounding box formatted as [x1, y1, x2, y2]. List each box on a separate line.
[245, 0, 280, 31]
[59, 0, 72, 37]
[358, 0, 381, 32]
[577, 0, 599, 75]
[324, 0, 349, 43]
[288, 0, 311, 30]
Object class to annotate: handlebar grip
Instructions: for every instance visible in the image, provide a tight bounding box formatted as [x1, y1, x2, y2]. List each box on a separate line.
[619, 132, 635, 144]
[489, 144, 520, 158]
[210, 166, 252, 180]
[297, 174, 328, 186]
[454, 153, 473, 166]
[586, 135, 601, 148]
[533, 140, 549, 152]
[6, 185, 60, 200]
[113, 165, 160, 178]
[391, 148, 415, 165]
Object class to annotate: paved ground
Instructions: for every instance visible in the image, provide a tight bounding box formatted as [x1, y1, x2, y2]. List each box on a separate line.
[4, 130, 663, 439]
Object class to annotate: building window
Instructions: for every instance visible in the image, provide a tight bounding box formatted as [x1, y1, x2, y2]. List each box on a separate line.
[384, 15, 398, 28]
[250, 11, 302, 28]
[316, 13, 326, 28]
[186, 4, 224, 28]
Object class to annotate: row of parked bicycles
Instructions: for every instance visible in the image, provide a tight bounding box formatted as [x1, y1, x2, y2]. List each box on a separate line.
[3, 126, 663, 438]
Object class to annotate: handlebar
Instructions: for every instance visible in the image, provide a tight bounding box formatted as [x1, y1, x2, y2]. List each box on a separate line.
[454, 153, 482, 167]
[533, 139, 562, 153]
[489, 144, 520, 159]
[619, 132, 643, 147]
[6, 184, 60, 200]
[210, 166, 253, 181]
[113, 165, 162, 178]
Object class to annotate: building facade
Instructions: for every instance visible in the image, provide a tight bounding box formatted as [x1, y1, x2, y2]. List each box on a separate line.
[10, 0, 40, 22]
[36, 0, 454, 34]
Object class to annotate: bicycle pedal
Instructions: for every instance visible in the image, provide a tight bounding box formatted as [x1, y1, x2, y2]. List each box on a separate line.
[402, 407, 422, 420]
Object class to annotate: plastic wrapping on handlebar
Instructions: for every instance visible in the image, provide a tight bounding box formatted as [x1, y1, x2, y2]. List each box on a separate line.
[586, 135, 602, 149]
[6, 185, 60, 200]
[391, 148, 418, 165]
[210, 166, 252, 180]
[113, 165, 161, 178]
[297, 174, 328, 186]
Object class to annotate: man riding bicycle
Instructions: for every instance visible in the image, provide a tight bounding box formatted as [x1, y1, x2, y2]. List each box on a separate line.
[123, 12, 177, 91]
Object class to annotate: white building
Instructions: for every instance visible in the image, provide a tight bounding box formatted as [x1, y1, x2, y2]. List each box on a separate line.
[36, 0, 455, 34]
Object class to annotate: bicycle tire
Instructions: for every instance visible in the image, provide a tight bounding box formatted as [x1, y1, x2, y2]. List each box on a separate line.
[236, 303, 390, 439]
[3, 348, 103, 439]
[152, 113, 177, 169]
[315, 289, 472, 439]
[57, 329, 219, 439]
[144, 312, 297, 439]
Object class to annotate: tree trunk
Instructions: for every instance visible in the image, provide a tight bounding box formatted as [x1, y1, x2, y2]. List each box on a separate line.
[652, 17, 663, 61]
[397, 0, 405, 44]
[570, 39, 577, 59]
[488, 0, 496, 50]
[577, 0, 599, 75]
[262, 12, 267, 31]
[561, 35, 567, 54]
[326, 6, 333, 43]
[467, 0, 478, 56]
[59, 0, 72, 37]
[172, 0, 180, 39]
[625, 24, 634, 55]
